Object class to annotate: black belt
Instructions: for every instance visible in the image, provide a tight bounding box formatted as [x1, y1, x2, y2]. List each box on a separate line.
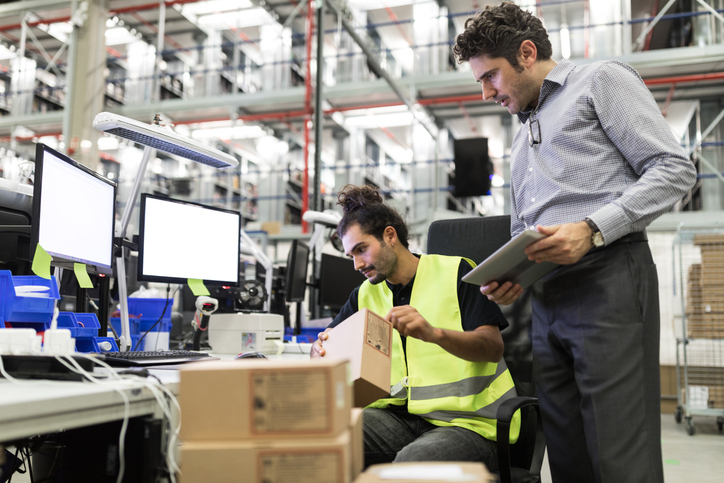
[591, 231, 647, 254]
[613, 231, 647, 243]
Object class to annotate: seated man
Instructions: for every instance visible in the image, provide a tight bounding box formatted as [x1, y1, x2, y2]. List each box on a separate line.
[312, 184, 519, 471]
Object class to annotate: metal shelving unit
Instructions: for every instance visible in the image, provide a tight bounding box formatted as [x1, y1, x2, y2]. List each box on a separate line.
[673, 224, 724, 435]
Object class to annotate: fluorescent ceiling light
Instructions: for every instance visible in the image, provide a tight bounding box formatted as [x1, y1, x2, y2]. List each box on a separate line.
[181, 0, 253, 16]
[0, 45, 16, 60]
[560, 24, 571, 60]
[98, 136, 120, 151]
[342, 105, 408, 117]
[13, 126, 35, 138]
[346, 0, 414, 10]
[190, 125, 266, 140]
[105, 27, 139, 46]
[42, 22, 73, 43]
[197, 8, 273, 29]
[344, 112, 414, 129]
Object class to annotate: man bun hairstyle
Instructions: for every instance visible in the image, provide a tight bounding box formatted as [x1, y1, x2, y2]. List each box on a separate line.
[336, 184, 409, 249]
[453, 2, 552, 70]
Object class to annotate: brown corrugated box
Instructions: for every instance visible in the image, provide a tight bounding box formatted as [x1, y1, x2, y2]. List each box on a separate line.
[353, 462, 494, 483]
[685, 262, 724, 338]
[179, 359, 352, 442]
[323, 308, 393, 407]
[350, 408, 364, 480]
[180, 430, 354, 483]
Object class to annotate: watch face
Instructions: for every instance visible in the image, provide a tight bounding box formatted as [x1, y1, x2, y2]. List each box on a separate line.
[593, 232, 604, 247]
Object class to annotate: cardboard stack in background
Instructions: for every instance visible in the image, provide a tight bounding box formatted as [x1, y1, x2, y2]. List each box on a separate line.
[686, 234, 724, 339]
[322, 308, 393, 407]
[178, 359, 363, 483]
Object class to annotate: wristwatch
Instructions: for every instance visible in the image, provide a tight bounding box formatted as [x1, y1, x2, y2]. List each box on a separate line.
[584, 218, 604, 248]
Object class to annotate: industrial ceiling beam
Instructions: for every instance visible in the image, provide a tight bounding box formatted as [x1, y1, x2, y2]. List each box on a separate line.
[325, 0, 438, 138]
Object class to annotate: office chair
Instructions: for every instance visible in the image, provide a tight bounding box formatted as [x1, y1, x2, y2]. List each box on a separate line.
[427, 215, 546, 483]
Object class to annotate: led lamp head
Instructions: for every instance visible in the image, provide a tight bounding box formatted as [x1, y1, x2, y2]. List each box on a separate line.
[93, 112, 239, 169]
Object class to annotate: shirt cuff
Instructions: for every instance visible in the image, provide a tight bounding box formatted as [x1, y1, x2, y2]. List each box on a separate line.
[587, 203, 631, 245]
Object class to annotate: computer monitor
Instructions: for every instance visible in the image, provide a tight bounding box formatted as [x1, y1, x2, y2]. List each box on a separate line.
[284, 239, 309, 303]
[31, 143, 116, 275]
[137, 193, 241, 286]
[319, 253, 366, 311]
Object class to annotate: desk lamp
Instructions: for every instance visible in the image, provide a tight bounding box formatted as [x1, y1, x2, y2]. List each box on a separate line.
[93, 112, 238, 351]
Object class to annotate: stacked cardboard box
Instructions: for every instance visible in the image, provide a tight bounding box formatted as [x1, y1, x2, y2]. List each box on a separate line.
[178, 359, 363, 483]
[354, 462, 494, 483]
[686, 234, 724, 338]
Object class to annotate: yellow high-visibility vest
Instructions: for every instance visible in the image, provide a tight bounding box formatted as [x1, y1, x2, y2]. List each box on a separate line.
[360, 254, 520, 442]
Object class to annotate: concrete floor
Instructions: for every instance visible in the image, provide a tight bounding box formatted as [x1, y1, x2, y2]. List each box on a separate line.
[540, 414, 724, 482]
[6, 414, 722, 482]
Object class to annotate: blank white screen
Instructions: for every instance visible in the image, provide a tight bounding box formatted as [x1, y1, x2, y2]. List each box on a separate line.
[141, 197, 240, 283]
[37, 150, 114, 269]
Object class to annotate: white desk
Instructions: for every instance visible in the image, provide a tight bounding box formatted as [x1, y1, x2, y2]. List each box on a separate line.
[0, 368, 179, 443]
[0, 351, 311, 443]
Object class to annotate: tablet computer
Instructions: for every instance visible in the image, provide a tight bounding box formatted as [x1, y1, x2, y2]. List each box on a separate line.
[461, 229, 559, 289]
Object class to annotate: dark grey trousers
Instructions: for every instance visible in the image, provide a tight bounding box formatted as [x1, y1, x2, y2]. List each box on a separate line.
[362, 405, 498, 471]
[532, 235, 663, 483]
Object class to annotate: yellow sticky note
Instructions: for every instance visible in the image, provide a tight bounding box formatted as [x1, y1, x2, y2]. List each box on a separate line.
[31, 244, 53, 280]
[188, 278, 210, 296]
[74, 263, 94, 289]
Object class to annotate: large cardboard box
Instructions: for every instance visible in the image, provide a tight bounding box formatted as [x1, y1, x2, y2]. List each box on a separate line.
[353, 462, 494, 483]
[323, 308, 393, 407]
[179, 359, 352, 442]
[181, 430, 354, 483]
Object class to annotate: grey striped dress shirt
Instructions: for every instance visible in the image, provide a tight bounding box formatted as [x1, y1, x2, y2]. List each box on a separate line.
[510, 59, 697, 244]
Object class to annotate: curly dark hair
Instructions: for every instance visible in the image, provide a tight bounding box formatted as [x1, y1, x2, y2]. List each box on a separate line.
[453, 2, 552, 69]
[336, 184, 409, 249]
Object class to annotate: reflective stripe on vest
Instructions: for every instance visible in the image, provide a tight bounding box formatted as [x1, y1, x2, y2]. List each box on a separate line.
[358, 254, 521, 442]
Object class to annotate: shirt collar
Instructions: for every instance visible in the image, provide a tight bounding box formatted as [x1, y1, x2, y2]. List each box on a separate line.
[517, 59, 575, 124]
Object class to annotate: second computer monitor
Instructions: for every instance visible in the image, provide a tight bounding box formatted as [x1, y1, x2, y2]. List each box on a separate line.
[137, 194, 241, 286]
[284, 239, 309, 303]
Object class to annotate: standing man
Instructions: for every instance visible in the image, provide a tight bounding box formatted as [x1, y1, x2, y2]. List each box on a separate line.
[454, 3, 696, 483]
[312, 184, 519, 471]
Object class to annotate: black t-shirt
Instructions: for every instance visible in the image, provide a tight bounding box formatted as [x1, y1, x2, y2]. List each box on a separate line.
[328, 255, 508, 332]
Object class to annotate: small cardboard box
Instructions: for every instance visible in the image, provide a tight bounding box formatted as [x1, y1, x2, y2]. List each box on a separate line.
[261, 221, 282, 235]
[179, 359, 352, 442]
[353, 462, 494, 483]
[181, 430, 354, 483]
[350, 408, 364, 480]
[323, 308, 393, 407]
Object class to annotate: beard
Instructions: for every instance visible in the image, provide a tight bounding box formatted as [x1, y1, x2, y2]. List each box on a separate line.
[365, 242, 397, 285]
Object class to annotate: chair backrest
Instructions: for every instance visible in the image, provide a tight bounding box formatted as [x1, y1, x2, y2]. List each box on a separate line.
[427, 215, 533, 386]
[427, 215, 538, 469]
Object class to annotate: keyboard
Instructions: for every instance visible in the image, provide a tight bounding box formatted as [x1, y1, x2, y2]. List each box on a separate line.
[101, 350, 217, 367]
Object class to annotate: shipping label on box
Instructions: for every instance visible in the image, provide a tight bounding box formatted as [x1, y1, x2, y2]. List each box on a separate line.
[257, 450, 344, 483]
[179, 359, 352, 442]
[323, 308, 393, 408]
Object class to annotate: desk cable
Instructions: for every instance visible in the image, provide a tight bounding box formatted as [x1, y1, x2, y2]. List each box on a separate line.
[0, 353, 181, 483]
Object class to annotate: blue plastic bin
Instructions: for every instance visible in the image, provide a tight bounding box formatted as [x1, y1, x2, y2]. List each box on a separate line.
[283, 326, 324, 344]
[0, 270, 59, 328]
[127, 298, 173, 322]
[138, 317, 172, 333]
[109, 317, 140, 336]
[57, 312, 101, 338]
